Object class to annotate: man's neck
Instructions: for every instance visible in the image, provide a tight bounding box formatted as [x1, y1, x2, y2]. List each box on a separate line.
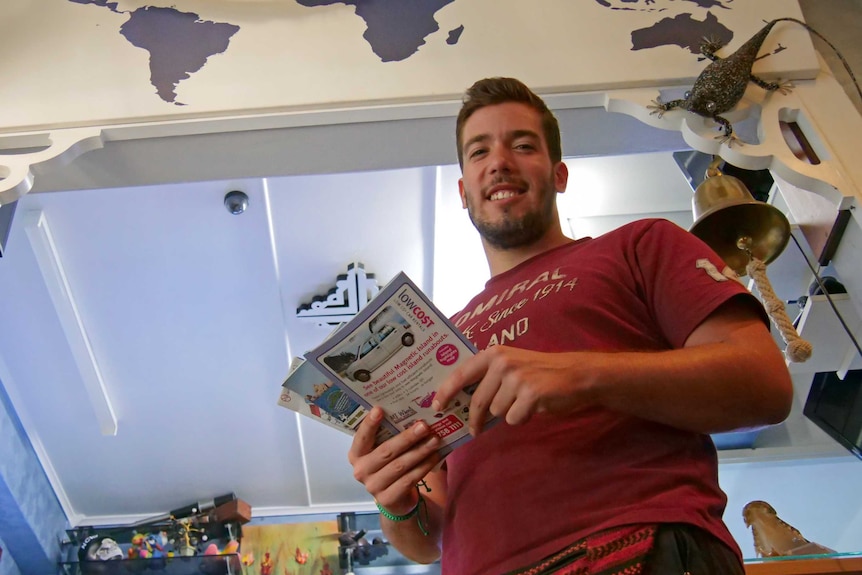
[484, 229, 573, 277]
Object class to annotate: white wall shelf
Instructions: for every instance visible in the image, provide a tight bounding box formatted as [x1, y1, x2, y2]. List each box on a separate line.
[791, 293, 862, 376]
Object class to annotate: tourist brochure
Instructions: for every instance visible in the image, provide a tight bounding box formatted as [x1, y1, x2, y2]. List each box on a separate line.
[302, 271, 480, 458]
[277, 357, 357, 435]
[278, 356, 393, 445]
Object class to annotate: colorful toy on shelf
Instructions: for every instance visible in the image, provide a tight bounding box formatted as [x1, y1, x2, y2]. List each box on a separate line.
[128, 532, 166, 559]
[200, 539, 242, 575]
[128, 533, 145, 559]
[202, 539, 239, 555]
[146, 532, 167, 556]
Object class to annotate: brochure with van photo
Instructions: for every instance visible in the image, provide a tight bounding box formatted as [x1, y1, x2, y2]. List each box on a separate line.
[306, 272, 480, 458]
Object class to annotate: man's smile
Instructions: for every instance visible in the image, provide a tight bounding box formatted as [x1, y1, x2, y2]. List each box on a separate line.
[486, 180, 528, 202]
[488, 189, 524, 201]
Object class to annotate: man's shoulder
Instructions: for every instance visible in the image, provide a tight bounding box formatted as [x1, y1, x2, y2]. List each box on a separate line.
[589, 218, 693, 249]
[604, 218, 685, 238]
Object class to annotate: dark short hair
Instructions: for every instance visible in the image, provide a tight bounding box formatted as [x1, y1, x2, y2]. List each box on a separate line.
[455, 77, 562, 168]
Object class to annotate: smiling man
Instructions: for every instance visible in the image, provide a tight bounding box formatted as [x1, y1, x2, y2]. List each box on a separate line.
[348, 77, 793, 575]
[458, 100, 567, 256]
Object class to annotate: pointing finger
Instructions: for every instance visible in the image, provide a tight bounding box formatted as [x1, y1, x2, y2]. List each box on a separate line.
[433, 352, 488, 412]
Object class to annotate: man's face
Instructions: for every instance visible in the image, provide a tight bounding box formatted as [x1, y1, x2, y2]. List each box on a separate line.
[458, 102, 567, 250]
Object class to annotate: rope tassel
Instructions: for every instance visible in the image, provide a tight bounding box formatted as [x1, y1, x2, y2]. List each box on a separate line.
[746, 257, 812, 363]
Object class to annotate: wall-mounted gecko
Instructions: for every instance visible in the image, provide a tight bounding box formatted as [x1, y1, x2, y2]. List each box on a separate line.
[648, 17, 858, 146]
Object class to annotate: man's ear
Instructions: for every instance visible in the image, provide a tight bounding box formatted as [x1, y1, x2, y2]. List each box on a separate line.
[458, 178, 468, 209]
[554, 161, 569, 194]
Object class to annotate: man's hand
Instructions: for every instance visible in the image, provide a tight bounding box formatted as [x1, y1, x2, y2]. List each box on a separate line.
[432, 346, 593, 435]
[432, 299, 794, 436]
[349, 406, 442, 515]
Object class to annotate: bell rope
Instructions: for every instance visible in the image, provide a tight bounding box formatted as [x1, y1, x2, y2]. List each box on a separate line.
[746, 257, 812, 363]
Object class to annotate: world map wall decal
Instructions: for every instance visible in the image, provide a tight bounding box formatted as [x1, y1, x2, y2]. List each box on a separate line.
[64, 0, 757, 107]
[67, 0, 466, 105]
[69, 0, 240, 105]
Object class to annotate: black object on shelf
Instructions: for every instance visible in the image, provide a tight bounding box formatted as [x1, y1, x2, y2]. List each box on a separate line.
[336, 512, 441, 573]
[131, 492, 238, 527]
[804, 369, 862, 460]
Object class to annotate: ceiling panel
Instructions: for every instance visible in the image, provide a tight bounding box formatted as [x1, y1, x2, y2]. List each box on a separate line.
[0, 163, 447, 522]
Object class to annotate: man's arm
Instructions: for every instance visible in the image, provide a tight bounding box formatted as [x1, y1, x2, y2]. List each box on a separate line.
[348, 407, 446, 564]
[433, 296, 793, 435]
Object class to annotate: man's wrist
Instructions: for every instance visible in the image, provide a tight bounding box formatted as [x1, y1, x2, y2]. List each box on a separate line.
[376, 497, 420, 521]
[376, 486, 430, 536]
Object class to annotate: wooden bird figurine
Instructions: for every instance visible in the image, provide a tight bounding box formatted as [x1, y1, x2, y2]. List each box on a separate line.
[742, 500, 835, 557]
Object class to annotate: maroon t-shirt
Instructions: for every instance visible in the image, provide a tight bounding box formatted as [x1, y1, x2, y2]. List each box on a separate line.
[442, 219, 764, 575]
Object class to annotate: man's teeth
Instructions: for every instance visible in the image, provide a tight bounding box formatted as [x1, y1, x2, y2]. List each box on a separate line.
[489, 189, 521, 201]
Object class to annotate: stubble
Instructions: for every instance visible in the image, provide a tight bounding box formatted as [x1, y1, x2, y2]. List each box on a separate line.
[466, 175, 558, 250]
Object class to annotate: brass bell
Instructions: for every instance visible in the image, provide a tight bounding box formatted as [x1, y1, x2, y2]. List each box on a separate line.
[689, 159, 791, 276]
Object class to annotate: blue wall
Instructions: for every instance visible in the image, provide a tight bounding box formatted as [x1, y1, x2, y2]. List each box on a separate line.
[0, 534, 22, 575]
[0, 378, 68, 574]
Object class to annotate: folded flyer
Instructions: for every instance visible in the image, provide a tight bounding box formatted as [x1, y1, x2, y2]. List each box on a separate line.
[278, 357, 357, 435]
[278, 356, 393, 444]
[305, 272, 479, 457]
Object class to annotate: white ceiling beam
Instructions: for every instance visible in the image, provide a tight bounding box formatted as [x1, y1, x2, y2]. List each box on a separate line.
[23, 210, 117, 436]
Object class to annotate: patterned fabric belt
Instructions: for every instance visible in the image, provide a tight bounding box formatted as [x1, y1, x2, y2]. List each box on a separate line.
[505, 524, 658, 575]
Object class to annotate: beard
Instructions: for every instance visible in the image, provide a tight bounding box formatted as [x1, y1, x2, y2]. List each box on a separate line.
[466, 176, 558, 250]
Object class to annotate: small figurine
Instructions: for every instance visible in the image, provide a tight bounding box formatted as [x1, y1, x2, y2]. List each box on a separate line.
[172, 518, 206, 556]
[126, 531, 166, 571]
[78, 535, 125, 575]
[202, 540, 239, 555]
[79, 535, 124, 561]
[743, 500, 835, 557]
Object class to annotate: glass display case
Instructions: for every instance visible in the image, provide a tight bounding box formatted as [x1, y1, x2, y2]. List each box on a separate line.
[59, 519, 243, 575]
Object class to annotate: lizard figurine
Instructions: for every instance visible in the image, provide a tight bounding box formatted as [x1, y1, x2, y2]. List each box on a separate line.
[648, 17, 818, 146]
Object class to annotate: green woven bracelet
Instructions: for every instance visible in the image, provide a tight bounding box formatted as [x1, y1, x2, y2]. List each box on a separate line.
[376, 498, 419, 521]
[375, 487, 429, 535]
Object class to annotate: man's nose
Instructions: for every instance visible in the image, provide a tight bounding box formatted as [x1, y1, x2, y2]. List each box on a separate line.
[488, 145, 514, 172]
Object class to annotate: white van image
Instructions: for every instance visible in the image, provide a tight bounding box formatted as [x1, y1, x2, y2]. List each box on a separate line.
[346, 309, 414, 382]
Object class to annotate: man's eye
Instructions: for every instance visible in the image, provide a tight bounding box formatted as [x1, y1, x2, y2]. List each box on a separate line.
[469, 148, 487, 159]
[514, 143, 535, 151]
